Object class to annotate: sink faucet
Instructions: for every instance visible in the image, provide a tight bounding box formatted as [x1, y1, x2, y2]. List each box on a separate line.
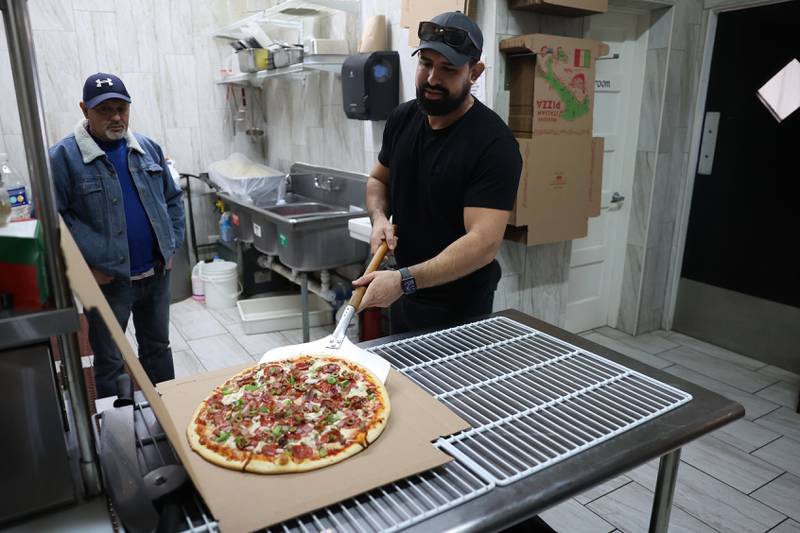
[314, 175, 340, 192]
[276, 174, 289, 204]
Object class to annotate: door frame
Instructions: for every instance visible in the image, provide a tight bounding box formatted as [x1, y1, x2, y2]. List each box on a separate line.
[664, 0, 795, 330]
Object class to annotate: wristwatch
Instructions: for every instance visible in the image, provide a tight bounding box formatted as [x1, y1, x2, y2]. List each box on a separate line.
[398, 267, 417, 295]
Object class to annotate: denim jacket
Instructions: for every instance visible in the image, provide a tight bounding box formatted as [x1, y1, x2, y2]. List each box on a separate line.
[50, 121, 185, 279]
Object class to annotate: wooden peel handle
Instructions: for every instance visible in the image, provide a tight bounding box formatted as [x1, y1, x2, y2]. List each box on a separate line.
[349, 226, 395, 310]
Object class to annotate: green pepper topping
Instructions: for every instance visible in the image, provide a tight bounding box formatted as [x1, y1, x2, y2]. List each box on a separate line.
[288, 375, 296, 385]
[340, 380, 350, 388]
[233, 399, 244, 410]
[258, 405, 269, 413]
[326, 376, 337, 384]
[244, 383, 260, 391]
[318, 448, 328, 457]
[272, 426, 283, 437]
[215, 431, 231, 443]
[325, 413, 338, 425]
[235, 436, 248, 448]
[221, 387, 232, 395]
[368, 393, 375, 401]
[343, 400, 350, 407]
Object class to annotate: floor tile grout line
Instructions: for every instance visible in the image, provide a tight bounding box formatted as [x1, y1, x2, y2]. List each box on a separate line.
[665, 362, 785, 405]
[765, 517, 794, 532]
[746, 469, 789, 496]
[749, 472, 799, 522]
[751, 405, 787, 424]
[676, 453, 783, 499]
[749, 435, 788, 456]
[752, 379, 784, 395]
[576, 478, 634, 506]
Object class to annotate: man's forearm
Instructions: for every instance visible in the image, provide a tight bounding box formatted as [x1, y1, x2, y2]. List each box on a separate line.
[366, 176, 390, 225]
[410, 231, 500, 290]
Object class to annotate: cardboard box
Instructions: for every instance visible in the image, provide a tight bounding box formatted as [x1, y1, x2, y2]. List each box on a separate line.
[509, 0, 608, 17]
[506, 135, 591, 245]
[501, 34, 608, 246]
[400, 0, 477, 48]
[0, 219, 48, 309]
[588, 137, 604, 218]
[60, 218, 469, 533]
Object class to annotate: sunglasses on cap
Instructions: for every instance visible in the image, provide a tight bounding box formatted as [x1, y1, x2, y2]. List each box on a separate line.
[418, 21, 474, 51]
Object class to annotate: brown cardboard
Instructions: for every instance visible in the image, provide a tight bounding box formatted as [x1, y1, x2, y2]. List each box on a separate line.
[501, 34, 608, 246]
[508, 0, 607, 17]
[400, 0, 472, 48]
[588, 137, 604, 218]
[507, 136, 591, 245]
[60, 217, 470, 533]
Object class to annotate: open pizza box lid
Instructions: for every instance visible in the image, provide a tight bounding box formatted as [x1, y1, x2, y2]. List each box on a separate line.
[59, 218, 470, 533]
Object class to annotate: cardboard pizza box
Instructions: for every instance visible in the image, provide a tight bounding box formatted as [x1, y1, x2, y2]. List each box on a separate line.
[500, 34, 608, 246]
[59, 217, 469, 533]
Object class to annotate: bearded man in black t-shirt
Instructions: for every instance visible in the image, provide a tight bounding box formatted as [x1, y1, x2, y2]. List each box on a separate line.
[353, 11, 523, 335]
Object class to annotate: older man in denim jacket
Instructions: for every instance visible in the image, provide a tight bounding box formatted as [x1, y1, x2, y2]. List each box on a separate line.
[50, 73, 185, 398]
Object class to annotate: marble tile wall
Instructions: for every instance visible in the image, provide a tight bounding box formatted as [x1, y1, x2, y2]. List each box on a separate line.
[631, 0, 705, 334]
[2, 0, 711, 334]
[0, 0, 273, 248]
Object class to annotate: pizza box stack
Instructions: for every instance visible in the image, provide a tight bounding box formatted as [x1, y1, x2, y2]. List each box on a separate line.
[500, 34, 608, 246]
[60, 218, 469, 533]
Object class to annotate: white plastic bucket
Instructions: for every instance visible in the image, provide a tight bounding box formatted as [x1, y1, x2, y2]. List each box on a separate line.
[191, 262, 205, 302]
[199, 260, 241, 309]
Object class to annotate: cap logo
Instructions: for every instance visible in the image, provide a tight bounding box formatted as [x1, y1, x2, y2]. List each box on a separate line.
[95, 77, 114, 88]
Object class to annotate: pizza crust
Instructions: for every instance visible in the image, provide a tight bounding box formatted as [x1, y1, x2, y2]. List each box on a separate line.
[187, 355, 391, 474]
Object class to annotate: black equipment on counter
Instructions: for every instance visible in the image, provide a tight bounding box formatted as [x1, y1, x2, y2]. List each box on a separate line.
[341, 51, 399, 121]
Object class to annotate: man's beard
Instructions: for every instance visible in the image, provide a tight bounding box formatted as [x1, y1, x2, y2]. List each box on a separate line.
[104, 123, 127, 141]
[416, 81, 471, 116]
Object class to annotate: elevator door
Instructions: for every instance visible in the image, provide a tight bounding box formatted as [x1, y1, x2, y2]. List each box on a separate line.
[674, 1, 800, 371]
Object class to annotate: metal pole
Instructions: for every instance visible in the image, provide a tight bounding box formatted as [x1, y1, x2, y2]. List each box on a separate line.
[301, 272, 310, 342]
[649, 448, 681, 533]
[1, 0, 101, 495]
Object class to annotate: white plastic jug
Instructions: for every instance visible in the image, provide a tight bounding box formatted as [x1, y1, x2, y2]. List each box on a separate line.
[191, 262, 205, 302]
[199, 260, 241, 309]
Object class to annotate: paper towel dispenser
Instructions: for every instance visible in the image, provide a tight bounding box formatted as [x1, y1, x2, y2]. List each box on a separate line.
[341, 51, 399, 121]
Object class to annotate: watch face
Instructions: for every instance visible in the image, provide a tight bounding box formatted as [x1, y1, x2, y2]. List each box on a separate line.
[401, 276, 416, 295]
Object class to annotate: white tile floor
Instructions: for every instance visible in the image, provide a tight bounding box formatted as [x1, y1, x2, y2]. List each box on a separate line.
[141, 298, 800, 533]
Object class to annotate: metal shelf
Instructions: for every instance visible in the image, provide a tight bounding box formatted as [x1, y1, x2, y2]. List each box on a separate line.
[215, 55, 346, 86]
[211, 0, 359, 41]
[0, 307, 80, 351]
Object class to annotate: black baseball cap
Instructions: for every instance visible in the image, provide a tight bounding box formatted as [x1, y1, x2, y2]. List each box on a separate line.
[82, 73, 131, 109]
[413, 11, 483, 67]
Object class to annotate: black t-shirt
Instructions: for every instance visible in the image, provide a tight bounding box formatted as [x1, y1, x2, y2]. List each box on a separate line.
[378, 98, 522, 303]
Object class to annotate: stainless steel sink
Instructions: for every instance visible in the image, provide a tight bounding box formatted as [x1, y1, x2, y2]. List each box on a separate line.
[239, 163, 369, 271]
[265, 202, 348, 218]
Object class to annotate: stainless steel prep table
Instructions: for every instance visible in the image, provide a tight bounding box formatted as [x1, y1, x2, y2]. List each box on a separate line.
[362, 309, 744, 533]
[93, 309, 743, 533]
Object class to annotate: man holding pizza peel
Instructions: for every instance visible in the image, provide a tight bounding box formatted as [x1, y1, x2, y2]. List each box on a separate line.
[353, 12, 558, 532]
[354, 12, 521, 334]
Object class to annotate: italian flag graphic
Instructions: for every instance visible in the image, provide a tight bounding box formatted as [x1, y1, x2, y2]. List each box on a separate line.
[574, 49, 591, 68]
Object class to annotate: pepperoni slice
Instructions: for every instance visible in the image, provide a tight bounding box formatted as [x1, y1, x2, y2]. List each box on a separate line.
[348, 396, 366, 409]
[291, 444, 314, 460]
[322, 363, 340, 373]
[260, 444, 277, 456]
[321, 398, 341, 410]
[322, 428, 343, 443]
[293, 360, 311, 371]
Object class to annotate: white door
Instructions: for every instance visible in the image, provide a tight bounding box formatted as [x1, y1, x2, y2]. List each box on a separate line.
[565, 11, 649, 333]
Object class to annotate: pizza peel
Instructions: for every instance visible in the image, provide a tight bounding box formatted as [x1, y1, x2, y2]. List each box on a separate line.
[260, 238, 392, 383]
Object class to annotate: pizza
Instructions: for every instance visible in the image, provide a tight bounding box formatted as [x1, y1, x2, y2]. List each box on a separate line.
[187, 355, 390, 473]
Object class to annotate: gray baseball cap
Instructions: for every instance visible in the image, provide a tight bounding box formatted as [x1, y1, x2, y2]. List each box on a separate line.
[413, 12, 483, 67]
